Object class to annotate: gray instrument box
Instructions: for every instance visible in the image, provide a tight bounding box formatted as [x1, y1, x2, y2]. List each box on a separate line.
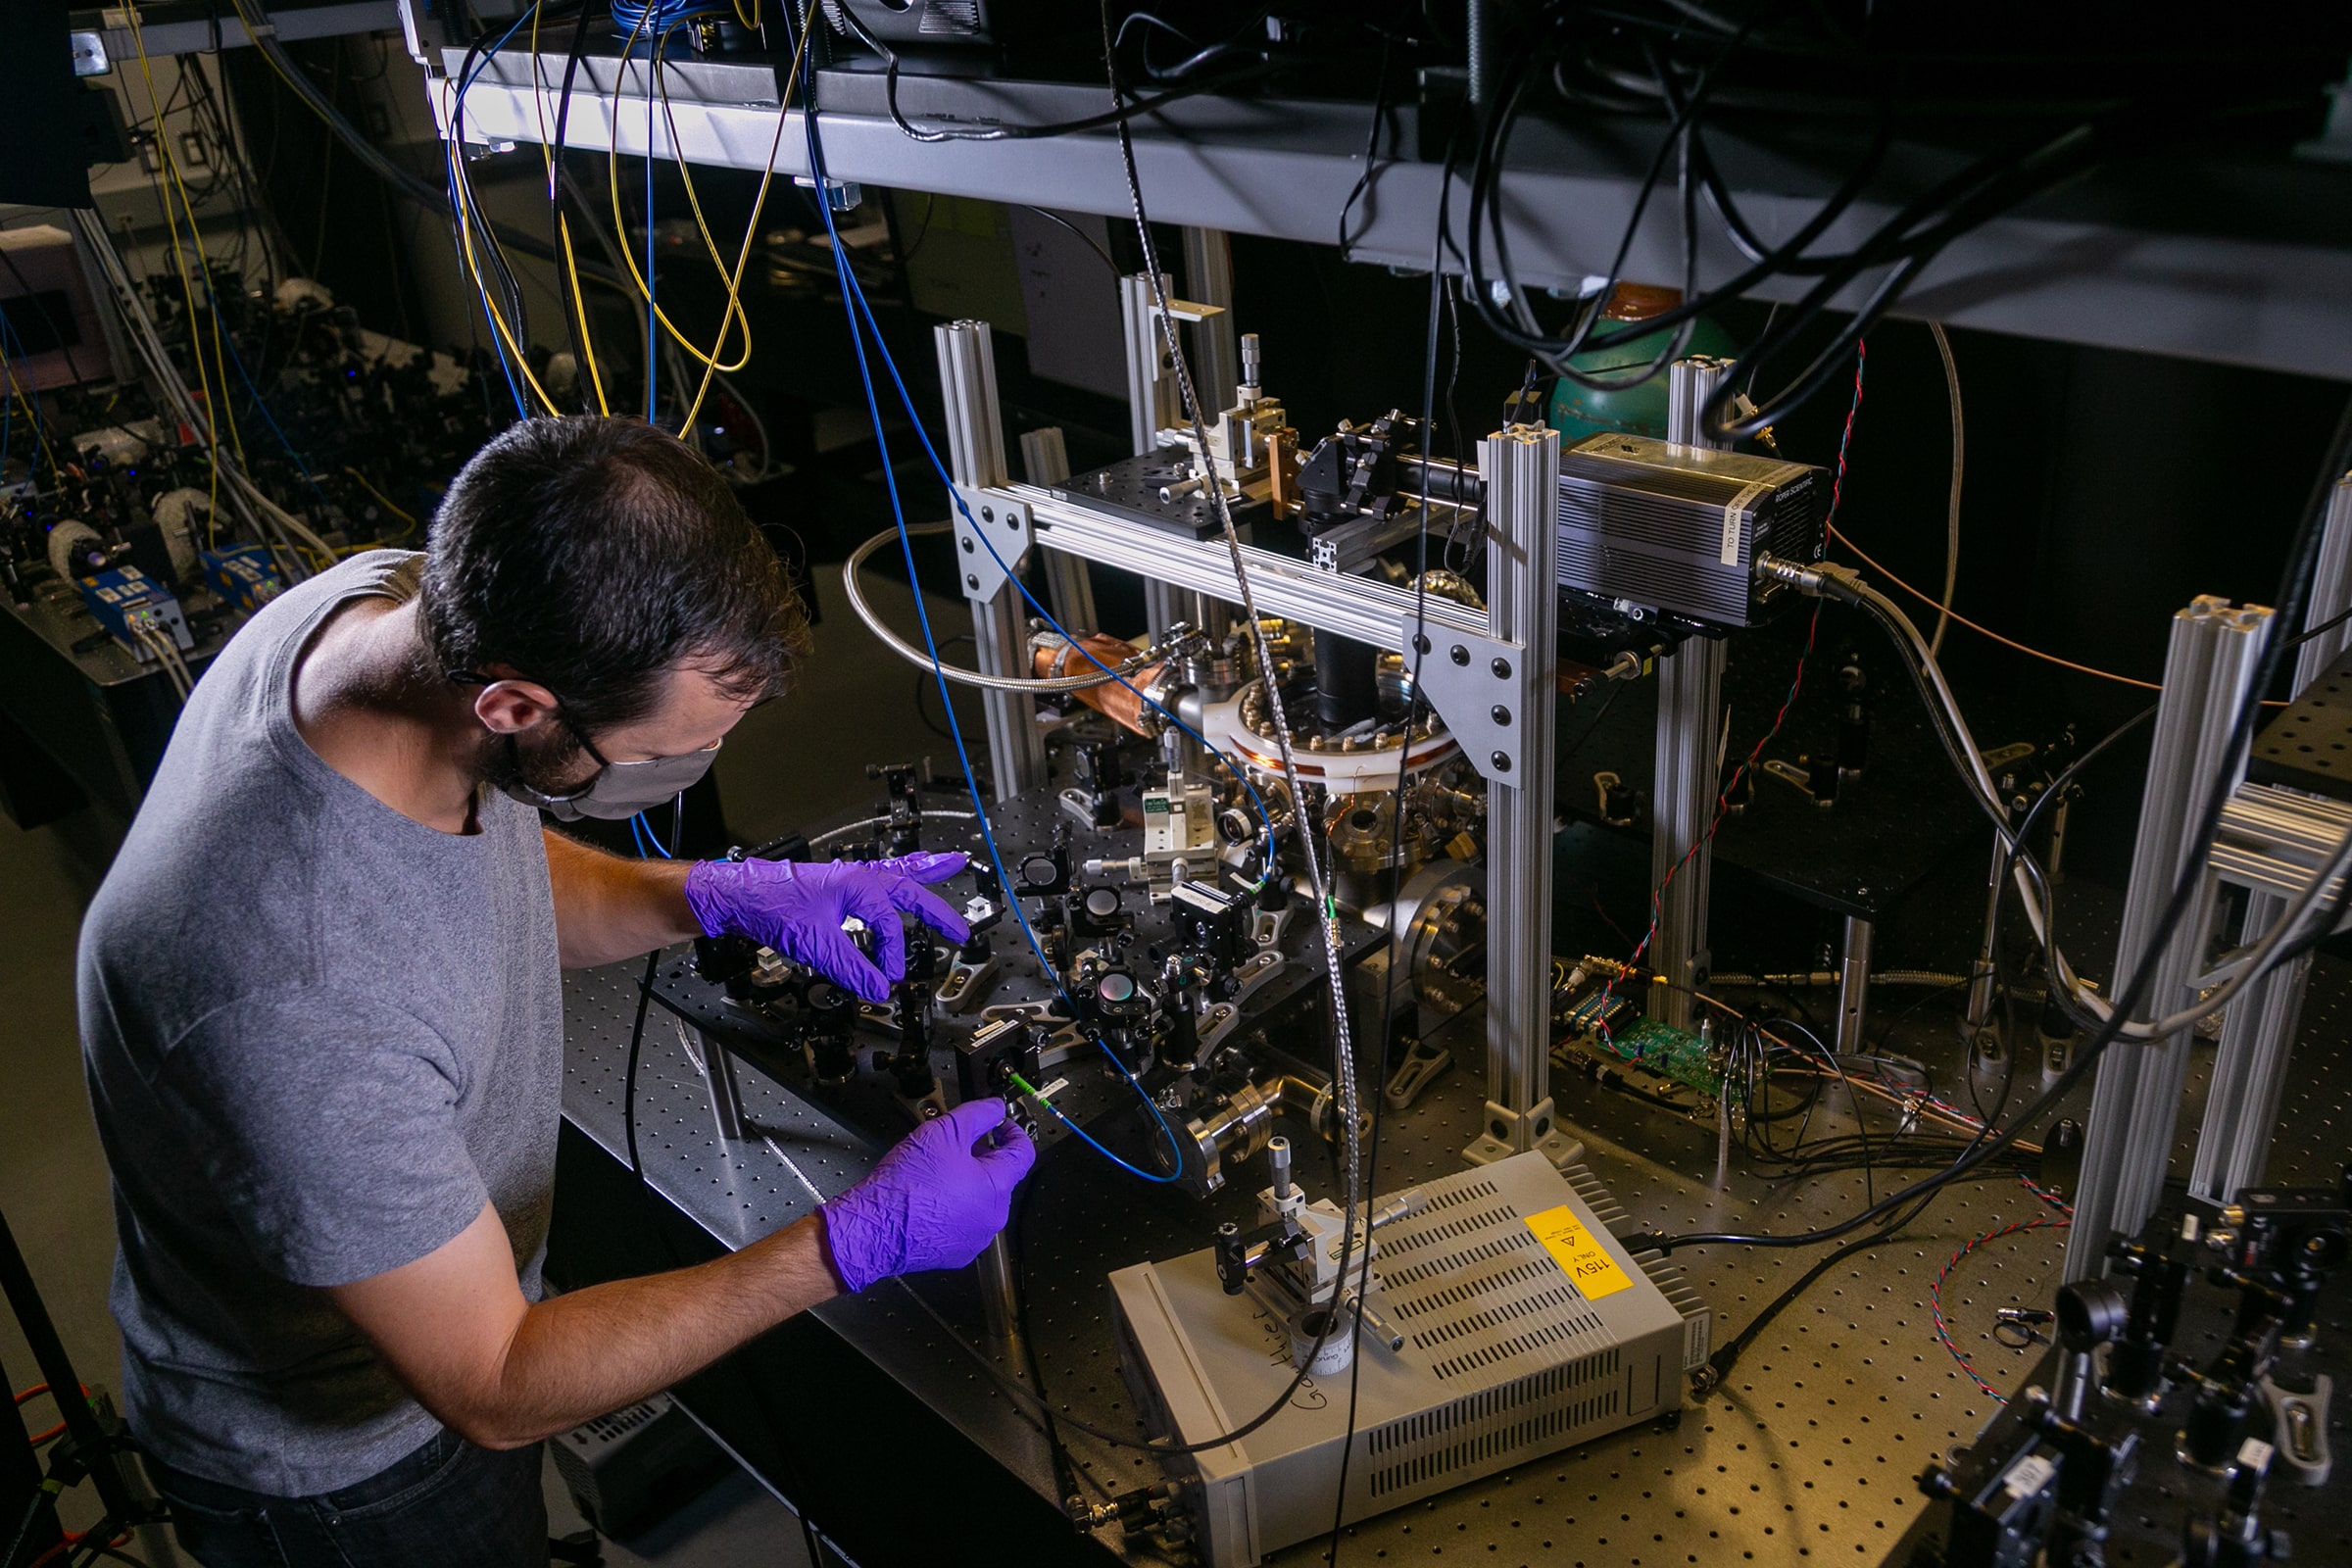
[1110, 1152, 1710, 1567]
[1556, 432, 1826, 628]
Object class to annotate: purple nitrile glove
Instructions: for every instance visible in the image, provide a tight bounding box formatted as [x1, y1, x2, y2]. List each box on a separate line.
[821, 1099, 1037, 1293]
[684, 852, 970, 1003]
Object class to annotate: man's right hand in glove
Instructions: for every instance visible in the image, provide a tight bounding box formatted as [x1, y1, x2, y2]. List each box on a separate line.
[326, 1100, 1033, 1451]
[821, 1099, 1037, 1293]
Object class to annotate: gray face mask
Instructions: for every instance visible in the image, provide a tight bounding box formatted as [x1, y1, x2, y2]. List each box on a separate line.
[503, 737, 720, 821]
[462, 671, 722, 821]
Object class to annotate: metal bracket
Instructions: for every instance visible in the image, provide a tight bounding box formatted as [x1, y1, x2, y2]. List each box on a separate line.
[952, 487, 1032, 601]
[1152, 296, 1226, 324]
[1196, 1001, 1243, 1056]
[1405, 618, 1529, 785]
[1308, 511, 1422, 574]
[1230, 948, 1285, 1004]
[70, 31, 109, 75]
[1462, 1096, 1582, 1169]
[931, 951, 999, 1015]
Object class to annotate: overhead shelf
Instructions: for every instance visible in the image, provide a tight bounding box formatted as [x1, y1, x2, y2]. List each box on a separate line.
[73, 0, 402, 61]
[435, 50, 2352, 383]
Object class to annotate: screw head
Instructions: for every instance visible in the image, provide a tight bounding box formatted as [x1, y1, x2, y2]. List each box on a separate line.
[1450, 644, 1470, 665]
[1412, 633, 1431, 655]
[1491, 705, 1510, 725]
[1492, 657, 1512, 679]
[1491, 751, 1511, 771]
[965, 573, 980, 590]
[960, 536, 975, 553]
[981, 506, 996, 523]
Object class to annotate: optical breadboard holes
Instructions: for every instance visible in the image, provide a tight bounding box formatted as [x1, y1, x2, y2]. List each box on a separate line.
[557, 820, 2352, 1564]
[564, 962, 858, 1235]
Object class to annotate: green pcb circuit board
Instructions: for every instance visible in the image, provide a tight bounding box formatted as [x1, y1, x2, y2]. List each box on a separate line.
[1551, 982, 1724, 1103]
[1602, 1017, 1724, 1099]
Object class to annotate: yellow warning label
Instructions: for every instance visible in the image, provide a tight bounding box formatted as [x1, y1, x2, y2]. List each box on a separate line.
[1526, 1204, 1634, 1301]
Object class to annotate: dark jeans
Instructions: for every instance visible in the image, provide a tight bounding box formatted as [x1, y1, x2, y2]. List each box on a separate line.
[144, 1428, 549, 1568]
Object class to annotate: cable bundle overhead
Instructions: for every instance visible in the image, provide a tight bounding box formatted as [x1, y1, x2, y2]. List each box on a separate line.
[1440, 4, 2340, 435]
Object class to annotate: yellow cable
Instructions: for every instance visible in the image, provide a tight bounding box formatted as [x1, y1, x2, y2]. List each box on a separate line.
[445, 133, 564, 415]
[122, 10, 227, 518]
[559, 216, 612, 414]
[0, 373, 62, 481]
[651, 26, 760, 325]
[674, 0, 819, 431]
[522, 4, 612, 416]
[340, 466, 416, 529]
[600, 17, 754, 374]
[125, 10, 246, 468]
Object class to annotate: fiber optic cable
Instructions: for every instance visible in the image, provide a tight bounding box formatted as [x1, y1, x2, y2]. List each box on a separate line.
[643, 46, 657, 420]
[122, 8, 243, 517]
[820, 219, 1281, 866]
[446, 4, 561, 416]
[803, 88, 1185, 1182]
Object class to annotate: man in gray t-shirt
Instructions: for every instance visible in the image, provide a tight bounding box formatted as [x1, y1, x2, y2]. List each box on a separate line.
[79, 418, 1033, 1567]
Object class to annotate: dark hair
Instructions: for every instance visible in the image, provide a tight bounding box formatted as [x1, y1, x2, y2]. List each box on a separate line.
[419, 416, 808, 733]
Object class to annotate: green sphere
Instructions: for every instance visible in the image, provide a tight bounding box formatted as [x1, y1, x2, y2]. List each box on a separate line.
[1546, 315, 1741, 443]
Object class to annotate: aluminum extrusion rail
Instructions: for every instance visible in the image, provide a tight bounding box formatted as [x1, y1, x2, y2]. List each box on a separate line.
[2214, 780, 2352, 906]
[1002, 481, 1490, 653]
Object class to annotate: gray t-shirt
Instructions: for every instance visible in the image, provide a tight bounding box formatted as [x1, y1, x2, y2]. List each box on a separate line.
[78, 550, 564, 1497]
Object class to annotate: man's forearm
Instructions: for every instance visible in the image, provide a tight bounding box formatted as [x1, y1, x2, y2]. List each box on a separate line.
[544, 827, 700, 966]
[474, 1215, 840, 1447]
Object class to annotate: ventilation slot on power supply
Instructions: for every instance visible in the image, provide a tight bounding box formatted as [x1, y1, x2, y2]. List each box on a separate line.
[1374, 1204, 1517, 1257]
[1387, 1258, 1555, 1319]
[1419, 1178, 1498, 1213]
[1379, 1231, 1537, 1290]
[1367, 1391, 1621, 1496]
[1409, 1284, 1585, 1349]
[1363, 1353, 1622, 1496]
[574, 1404, 658, 1445]
[1429, 1319, 1612, 1382]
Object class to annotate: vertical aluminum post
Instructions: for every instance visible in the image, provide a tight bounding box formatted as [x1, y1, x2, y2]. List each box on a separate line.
[1464, 423, 1578, 1167]
[1181, 228, 1239, 417]
[1962, 828, 2009, 1060]
[2191, 886, 2308, 1204]
[1018, 427, 1098, 635]
[935, 319, 1047, 802]
[1120, 272, 1181, 455]
[2292, 473, 2352, 691]
[973, 1235, 1027, 1363]
[1120, 272, 1190, 638]
[1648, 359, 1731, 1029]
[1835, 915, 1873, 1057]
[2188, 478, 2351, 1203]
[1178, 230, 1244, 642]
[2062, 597, 2272, 1283]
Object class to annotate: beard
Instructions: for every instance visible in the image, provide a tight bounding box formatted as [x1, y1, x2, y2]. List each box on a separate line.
[477, 723, 598, 802]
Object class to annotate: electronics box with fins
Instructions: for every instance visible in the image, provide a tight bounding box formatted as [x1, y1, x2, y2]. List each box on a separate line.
[1557, 433, 1826, 628]
[1110, 1151, 1710, 1568]
[548, 1393, 730, 1539]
